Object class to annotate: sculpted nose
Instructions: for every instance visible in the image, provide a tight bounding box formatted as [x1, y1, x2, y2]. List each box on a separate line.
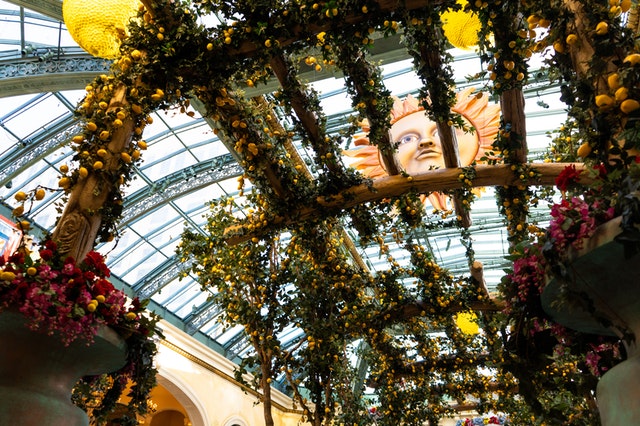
[418, 138, 435, 148]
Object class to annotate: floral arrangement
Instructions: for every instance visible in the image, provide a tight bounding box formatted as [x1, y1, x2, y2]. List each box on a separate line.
[491, 161, 640, 423]
[0, 237, 160, 425]
[456, 414, 508, 425]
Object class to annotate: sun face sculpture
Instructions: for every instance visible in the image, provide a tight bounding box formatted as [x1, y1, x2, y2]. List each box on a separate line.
[344, 88, 501, 211]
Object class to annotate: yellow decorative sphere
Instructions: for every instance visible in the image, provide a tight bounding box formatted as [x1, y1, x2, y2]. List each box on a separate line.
[455, 311, 480, 335]
[63, 0, 141, 59]
[441, 1, 482, 50]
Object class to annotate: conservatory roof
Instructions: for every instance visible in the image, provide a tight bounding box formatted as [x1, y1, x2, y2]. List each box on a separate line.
[0, 0, 566, 378]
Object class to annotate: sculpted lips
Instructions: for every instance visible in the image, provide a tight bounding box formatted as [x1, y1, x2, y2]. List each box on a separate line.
[415, 148, 440, 160]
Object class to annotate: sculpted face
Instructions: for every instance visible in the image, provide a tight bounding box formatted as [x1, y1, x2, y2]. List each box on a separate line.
[391, 111, 480, 174]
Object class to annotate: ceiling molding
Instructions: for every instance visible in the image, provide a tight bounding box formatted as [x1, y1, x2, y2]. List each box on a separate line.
[5, 0, 62, 20]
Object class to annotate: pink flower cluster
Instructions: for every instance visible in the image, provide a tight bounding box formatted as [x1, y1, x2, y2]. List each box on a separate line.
[507, 247, 547, 312]
[0, 239, 140, 345]
[585, 342, 621, 377]
[505, 194, 615, 313]
[547, 196, 615, 252]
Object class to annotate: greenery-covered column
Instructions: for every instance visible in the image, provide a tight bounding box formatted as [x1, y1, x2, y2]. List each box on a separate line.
[51, 84, 135, 260]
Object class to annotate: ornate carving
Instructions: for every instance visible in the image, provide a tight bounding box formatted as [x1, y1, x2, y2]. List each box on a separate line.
[0, 57, 109, 80]
[53, 210, 92, 260]
[136, 260, 184, 299]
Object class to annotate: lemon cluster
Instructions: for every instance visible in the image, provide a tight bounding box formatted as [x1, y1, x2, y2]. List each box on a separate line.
[62, 0, 141, 59]
[441, 0, 482, 50]
[595, 54, 640, 115]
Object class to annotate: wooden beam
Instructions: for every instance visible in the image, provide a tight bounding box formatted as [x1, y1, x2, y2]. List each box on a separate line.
[225, 162, 588, 244]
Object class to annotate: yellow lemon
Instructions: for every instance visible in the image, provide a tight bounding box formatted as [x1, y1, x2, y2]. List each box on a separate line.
[595, 21, 609, 35]
[608, 73, 621, 90]
[595, 94, 615, 108]
[553, 41, 565, 53]
[624, 53, 640, 65]
[35, 188, 45, 200]
[538, 18, 551, 27]
[526, 14, 540, 28]
[14, 191, 27, 202]
[566, 34, 579, 45]
[620, 99, 640, 113]
[615, 86, 629, 102]
[577, 142, 592, 158]
[58, 177, 71, 188]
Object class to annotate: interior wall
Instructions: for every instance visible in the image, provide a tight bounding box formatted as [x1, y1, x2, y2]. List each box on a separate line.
[156, 320, 302, 426]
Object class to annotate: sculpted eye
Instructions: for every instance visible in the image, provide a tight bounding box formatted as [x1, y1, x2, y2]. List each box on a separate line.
[398, 134, 419, 145]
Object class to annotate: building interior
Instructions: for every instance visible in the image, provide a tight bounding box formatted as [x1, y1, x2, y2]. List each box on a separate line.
[0, 0, 637, 425]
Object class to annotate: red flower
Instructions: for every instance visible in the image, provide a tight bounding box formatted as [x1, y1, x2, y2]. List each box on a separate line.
[555, 164, 581, 191]
[131, 297, 142, 310]
[44, 240, 57, 251]
[592, 163, 608, 178]
[93, 278, 115, 296]
[84, 251, 110, 277]
[39, 249, 53, 261]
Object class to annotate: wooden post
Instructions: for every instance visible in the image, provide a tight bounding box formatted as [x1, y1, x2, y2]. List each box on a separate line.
[51, 84, 134, 260]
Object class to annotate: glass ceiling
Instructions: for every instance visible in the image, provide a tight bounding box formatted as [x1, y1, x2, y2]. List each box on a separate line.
[0, 0, 567, 372]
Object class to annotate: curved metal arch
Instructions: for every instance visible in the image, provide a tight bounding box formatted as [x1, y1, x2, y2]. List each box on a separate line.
[131, 255, 223, 335]
[4, 0, 62, 21]
[121, 155, 242, 226]
[0, 56, 111, 98]
[0, 116, 78, 187]
[134, 256, 186, 300]
[182, 303, 223, 336]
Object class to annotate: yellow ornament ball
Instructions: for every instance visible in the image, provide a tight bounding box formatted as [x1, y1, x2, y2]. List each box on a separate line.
[440, 0, 482, 50]
[62, 0, 141, 59]
[455, 311, 480, 335]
